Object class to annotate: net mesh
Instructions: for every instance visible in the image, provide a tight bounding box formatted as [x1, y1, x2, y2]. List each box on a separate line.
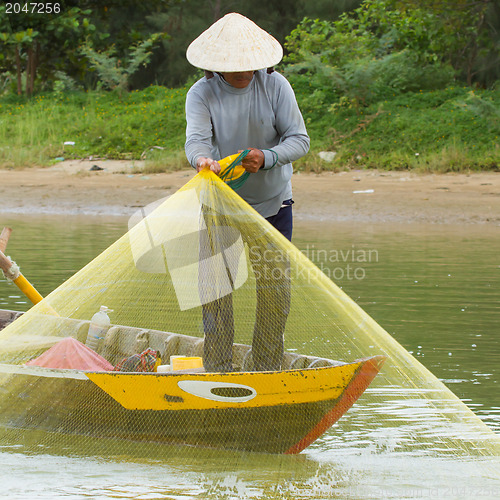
[0, 170, 499, 465]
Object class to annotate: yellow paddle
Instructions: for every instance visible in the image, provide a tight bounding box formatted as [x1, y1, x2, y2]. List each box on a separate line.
[0, 227, 44, 305]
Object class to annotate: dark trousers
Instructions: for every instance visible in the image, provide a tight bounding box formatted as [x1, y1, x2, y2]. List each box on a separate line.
[202, 201, 293, 372]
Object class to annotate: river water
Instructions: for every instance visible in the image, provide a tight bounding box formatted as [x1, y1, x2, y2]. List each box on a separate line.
[0, 215, 499, 499]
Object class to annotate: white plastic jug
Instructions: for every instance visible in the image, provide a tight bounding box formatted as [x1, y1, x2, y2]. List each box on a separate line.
[85, 306, 113, 352]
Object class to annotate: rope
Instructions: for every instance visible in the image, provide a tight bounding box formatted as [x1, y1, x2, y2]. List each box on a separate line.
[219, 149, 251, 190]
[1, 259, 20, 281]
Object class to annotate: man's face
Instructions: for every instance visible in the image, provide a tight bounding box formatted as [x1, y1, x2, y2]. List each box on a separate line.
[220, 71, 255, 88]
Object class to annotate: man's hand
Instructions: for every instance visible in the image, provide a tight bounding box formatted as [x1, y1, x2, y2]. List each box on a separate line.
[240, 148, 264, 173]
[196, 157, 221, 174]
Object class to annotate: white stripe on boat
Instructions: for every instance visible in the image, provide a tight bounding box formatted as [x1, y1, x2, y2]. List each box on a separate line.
[0, 363, 89, 380]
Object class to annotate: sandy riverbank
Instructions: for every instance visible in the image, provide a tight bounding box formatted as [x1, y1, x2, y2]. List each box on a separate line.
[0, 160, 499, 225]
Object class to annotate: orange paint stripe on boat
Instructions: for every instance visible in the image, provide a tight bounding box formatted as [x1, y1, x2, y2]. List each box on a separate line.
[284, 355, 386, 455]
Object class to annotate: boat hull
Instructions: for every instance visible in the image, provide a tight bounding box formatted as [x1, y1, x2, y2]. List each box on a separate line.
[0, 356, 384, 454]
[0, 309, 385, 453]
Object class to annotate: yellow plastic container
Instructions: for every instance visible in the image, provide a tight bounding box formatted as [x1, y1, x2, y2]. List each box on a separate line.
[170, 356, 203, 371]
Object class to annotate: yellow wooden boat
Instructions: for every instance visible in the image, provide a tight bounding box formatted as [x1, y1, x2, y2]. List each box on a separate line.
[0, 309, 385, 454]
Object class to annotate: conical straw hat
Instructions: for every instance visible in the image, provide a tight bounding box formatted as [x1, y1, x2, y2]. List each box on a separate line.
[186, 13, 283, 72]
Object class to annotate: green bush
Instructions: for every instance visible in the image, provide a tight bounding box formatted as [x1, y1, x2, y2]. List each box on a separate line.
[283, 15, 457, 118]
[79, 34, 164, 93]
[370, 51, 455, 95]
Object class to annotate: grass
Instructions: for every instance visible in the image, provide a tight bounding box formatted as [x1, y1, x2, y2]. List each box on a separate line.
[0, 85, 189, 170]
[299, 86, 500, 172]
[0, 83, 498, 173]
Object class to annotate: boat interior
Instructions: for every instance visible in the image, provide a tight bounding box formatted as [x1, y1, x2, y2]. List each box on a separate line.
[0, 309, 344, 372]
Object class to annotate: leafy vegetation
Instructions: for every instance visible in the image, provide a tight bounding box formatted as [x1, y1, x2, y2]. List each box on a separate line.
[0, 5, 95, 96]
[282, 1, 499, 171]
[79, 33, 165, 93]
[0, 0, 498, 172]
[0, 83, 497, 172]
[2, 0, 497, 92]
[0, 85, 190, 168]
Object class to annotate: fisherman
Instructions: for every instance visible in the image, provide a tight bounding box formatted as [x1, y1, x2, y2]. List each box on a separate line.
[185, 12, 310, 372]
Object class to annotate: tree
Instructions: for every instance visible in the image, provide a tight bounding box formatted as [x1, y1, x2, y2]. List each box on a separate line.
[0, 28, 38, 95]
[333, 0, 499, 86]
[0, 0, 177, 94]
[79, 33, 165, 92]
[0, 5, 95, 96]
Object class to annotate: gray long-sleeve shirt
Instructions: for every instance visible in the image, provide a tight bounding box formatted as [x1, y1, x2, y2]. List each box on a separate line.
[185, 70, 310, 218]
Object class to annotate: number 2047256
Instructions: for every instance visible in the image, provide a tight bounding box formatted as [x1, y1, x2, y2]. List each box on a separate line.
[6, 3, 61, 14]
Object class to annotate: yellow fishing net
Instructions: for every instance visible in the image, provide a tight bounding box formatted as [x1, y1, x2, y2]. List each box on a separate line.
[0, 170, 499, 476]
